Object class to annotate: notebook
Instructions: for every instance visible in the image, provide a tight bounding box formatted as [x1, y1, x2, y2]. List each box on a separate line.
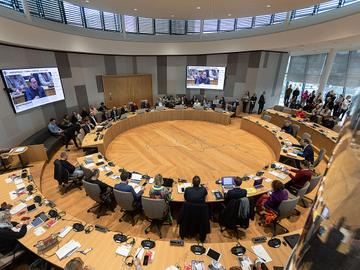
[56, 240, 81, 260]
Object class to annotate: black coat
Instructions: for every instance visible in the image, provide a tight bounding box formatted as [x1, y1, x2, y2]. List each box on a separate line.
[0, 223, 27, 254]
[224, 188, 247, 205]
[219, 198, 255, 230]
[184, 186, 208, 204]
[178, 202, 210, 242]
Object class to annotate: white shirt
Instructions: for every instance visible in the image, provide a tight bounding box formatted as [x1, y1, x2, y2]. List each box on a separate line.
[341, 99, 350, 110]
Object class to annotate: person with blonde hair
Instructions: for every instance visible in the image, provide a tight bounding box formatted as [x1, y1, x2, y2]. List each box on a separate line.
[64, 257, 93, 270]
[149, 174, 171, 201]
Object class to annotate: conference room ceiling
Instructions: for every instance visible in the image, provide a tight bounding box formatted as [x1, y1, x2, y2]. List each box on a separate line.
[71, 0, 324, 19]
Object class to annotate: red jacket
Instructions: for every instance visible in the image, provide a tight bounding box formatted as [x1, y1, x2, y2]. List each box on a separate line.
[289, 168, 312, 189]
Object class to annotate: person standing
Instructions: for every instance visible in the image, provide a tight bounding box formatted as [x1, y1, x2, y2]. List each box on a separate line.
[291, 87, 300, 106]
[339, 95, 351, 120]
[284, 85, 293, 107]
[248, 93, 257, 114]
[241, 91, 250, 113]
[258, 91, 266, 114]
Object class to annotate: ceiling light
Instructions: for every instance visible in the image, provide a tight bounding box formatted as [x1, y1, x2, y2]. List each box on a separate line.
[133, 8, 138, 11]
[85, 0, 89, 3]
[196, 6, 201, 10]
[228, 13, 232, 17]
[171, 14, 175, 18]
[266, 4, 271, 8]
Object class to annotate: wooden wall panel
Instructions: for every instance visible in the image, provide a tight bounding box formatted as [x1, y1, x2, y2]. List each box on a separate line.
[102, 74, 153, 108]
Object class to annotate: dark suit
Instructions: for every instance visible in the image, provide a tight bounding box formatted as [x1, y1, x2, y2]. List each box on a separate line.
[82, 123, 93, 135]
[224, 187, 247, 205]
[301, 144, 314, 164]
[184, 186, 208, 204]
[89, 115, 97, 126]
[110, 110, 119, 120]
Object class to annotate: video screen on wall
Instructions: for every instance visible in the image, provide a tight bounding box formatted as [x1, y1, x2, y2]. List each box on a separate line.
[186, 66, 226, 90]
[1, 67, 65, 113]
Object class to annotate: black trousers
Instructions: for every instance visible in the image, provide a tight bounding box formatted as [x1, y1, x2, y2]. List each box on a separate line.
[258, 104, 264, 114]
[242, 102, 248, 113]
[249, 103, 255, 114]
[65, 134, 79, 149]
[284, 95, 290, 107]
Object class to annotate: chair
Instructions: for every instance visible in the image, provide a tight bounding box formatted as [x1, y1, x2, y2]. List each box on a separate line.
[291, 124, 300, 137]
[0, 250, 25, 270]
[304, 174, 322, 204]
[287, 181, 310, 213]
[274, 105, 284, 112]
[272, 196, 300, 236]
[80, 165, 93, 180]
[53, 160, 82, 194]
[141, 197, 170, 238]
[113, 189, 140, 225]
[312, 148, 326, 168]
[179, 202, 210, 242]
[0, 148, 11, 172]
[301, 132, 311, 141]
[261, 114, 272, 122]
[82, 180, 108, 218]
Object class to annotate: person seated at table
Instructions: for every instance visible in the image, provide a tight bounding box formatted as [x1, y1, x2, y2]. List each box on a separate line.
[80, 107, 90, 118]
[64, 257, 94, 270]
[295, 108, 307, 119]
[281, 120, 294, 136]
[48, 118, 63, 136]
[85, 169, 110, 195]
[184, 175, 208, 204]
[257, 180, 288, 213]
[120, 104, 128, 115]
[89, 105, 98, 115]
[25, 76, 46, 101]
[0, 210, 28, 254]
[89, 111, 98, 127]
[298, 138, 314, 164]
[224, 176, 247, 205]
[320, 105, 332, 120]
[285, 160, 312, 190]
[110, 107, 119, 120]
[130, 102, 138, 112]
[71, 111, 82, 125]
[81, 118, 94, 135]
[58, 151, 83, 179]
[60, 114, 73, 129]
[149, 174, 171, 201]
[193, 99, 202, 108]
[98, 102, 108, 112]
[114, 171, 143, 203]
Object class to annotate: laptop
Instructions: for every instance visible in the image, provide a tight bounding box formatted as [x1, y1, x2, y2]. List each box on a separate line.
[253, 178, 264, 189]
[221, 176, 234, 193]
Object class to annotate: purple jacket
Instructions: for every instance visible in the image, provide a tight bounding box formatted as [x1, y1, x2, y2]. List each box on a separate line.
[265, 189, 288, 212]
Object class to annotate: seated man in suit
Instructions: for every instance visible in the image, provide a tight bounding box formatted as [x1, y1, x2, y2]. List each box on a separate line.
[184, 175, 208, 204]
[89, 111, 98, 126]
[224, 176, 247, 205]
[281, 120, 294, 136]
[110, 107, 119, 120]
[114, 171, 144, 203]
[120, 104, 128, 115]
[85, 169, 111, 195]
[81, 118, 94, 135]
[58, 152, 83, 179]
[296, 138, 314, 167]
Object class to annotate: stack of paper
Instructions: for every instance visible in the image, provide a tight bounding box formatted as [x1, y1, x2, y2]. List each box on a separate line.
[251, 245, 272, 263]
[269, 171, 287, 180]
[56, 240, 81, 260]
[115, 244, 132, 257]
[177, 183, 191, 193]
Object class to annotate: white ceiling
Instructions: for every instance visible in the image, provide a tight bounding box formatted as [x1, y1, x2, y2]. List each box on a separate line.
[71, 0, 324, 19]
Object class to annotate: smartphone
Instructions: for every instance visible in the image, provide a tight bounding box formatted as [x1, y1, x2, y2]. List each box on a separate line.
[206, 248, 221, 262]
[27, 204, 36, 212]
[143, 255, 149, 266]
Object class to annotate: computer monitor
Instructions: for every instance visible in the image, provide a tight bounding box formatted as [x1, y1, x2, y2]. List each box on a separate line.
[221, 177, 234, 186]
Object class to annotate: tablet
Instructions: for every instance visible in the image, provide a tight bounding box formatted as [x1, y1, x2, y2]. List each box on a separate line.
[31, 217, 44, 227]
[206, 248, 221, 262]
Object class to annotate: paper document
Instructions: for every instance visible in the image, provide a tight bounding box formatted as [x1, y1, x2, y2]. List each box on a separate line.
[115, 244, 132, 257]
[131, 173, 142, 181]
[134, 186, 143, 194]
[5, 178, 13, 184]
[269, 171, 287, 180]
[16, 183, 26, 189]
[287, 152, 298, 157]
[177, 183, 191, 194]
[56, 240, 81, 260]
[11, 147, 26, 153]
[14, 178, 23, 185]
[149, 177, 154, 184]
[59, 226, 72, 238]
[34, 227, 46, 236]
[9, 191, 18, 200]
[9, 202, 27, 215]
[251, 245, 272, 263]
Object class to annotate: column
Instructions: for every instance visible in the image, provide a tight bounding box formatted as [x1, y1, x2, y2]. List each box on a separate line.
[284, 11, 292, 27]
[318, 49, 336, 95]
[21, 0, 31, 20]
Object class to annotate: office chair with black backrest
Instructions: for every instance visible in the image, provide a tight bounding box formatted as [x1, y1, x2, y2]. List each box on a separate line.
[82, 180, 108, 219]
[312, 148, 326, 168]
[291, 124, 300, 138]
[141, 197, 170, 239]
[274, 105, 284, 112]
[113, 189, 140, 225]
[53, 160, 82, 194]
[272, 196, 300, 236]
